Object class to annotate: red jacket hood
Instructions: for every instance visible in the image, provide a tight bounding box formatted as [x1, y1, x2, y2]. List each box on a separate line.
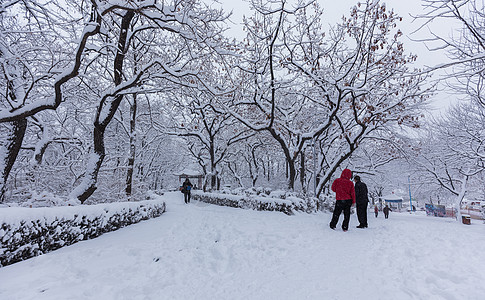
[331, 168, 355, 203]
[340, 169, 352, 180]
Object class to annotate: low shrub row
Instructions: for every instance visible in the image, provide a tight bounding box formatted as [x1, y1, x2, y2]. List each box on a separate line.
[0, 200, 166, 267]
[191, 191, 319, 215]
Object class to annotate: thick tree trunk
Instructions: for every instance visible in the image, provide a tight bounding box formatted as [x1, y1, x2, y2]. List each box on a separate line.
[71, 11, 134, 203]
[210, 167, 217, 190]
[455, 175, 469, 223]
[0, 119, 27, 202]
[70, 125, 106, 203]
[287, 159, 296, 191]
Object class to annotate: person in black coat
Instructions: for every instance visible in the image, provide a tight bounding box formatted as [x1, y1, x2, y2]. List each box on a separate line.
[182, 177, 193, 204]
[383, 205, 392, 219]
[353, 175, 369, 228]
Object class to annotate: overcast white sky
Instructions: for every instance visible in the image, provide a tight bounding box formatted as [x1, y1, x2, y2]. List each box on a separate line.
[214, 0, 460, 112]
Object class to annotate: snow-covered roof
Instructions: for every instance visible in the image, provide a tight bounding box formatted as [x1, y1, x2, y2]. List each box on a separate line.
[174, 167, 202, 177]
[382, 194, 404, 201]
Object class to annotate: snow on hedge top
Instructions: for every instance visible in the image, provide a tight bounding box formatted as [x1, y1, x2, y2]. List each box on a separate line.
[193, 190, 298, 206]
[0, 200, 165, 225]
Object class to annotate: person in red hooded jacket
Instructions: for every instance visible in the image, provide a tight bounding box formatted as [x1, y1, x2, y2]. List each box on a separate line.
[329, 168, 355, 231]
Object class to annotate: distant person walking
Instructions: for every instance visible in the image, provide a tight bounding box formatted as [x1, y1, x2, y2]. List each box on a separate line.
[383, 205, 392, 219]
[354, 175, 369, 228]
[329, 169, 355, 231]
[182, 177, 193, 204]
[374, 205, 379, 218]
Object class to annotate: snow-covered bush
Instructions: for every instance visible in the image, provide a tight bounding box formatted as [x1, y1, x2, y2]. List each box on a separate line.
[269, 190, 287, 199]
[318, 195, 335, 212]
[192, 191, 293, 214]
[20, 191, 80, 208]
[192, 190, 320, 215]
[0, 200, 166, 267]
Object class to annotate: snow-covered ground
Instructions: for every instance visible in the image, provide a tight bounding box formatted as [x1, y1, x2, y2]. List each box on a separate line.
[1, 192, 484, 300]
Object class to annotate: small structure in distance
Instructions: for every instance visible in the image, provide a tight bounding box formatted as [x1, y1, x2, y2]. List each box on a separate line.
[175, 167, 203, 190]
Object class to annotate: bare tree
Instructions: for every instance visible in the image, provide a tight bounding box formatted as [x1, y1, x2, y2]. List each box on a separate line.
[69, 0, 230, 203]
[226, 0, 431, 193]
[414, 0, 485, 213]
[411, 136, 475, 218]
[0, 0, 100, 201]
[418, 0, 485, 106]
[165, 89, 253, 191]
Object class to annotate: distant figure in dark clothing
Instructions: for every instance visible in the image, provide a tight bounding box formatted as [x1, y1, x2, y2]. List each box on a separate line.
[329, 169, 355, 231]
[182, 178, 193, 204]
[383, 205, 392, 219]
[374, 205, 379, 218]
[354, 175, 369, 228]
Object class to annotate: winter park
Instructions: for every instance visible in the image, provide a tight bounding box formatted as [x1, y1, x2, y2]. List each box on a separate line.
[1, 0, 485, 299]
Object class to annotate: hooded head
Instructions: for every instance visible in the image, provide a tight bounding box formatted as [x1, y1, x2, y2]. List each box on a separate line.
[353, 175, 361, 182]
[340, 168, 352, 180]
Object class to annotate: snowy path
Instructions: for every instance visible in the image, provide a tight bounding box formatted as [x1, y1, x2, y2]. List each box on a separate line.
[1, 192, 484, 300]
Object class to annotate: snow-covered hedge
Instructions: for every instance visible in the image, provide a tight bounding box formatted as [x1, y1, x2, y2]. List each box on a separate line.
[0, 200, 166, 267]
[192, 190, 318, 215]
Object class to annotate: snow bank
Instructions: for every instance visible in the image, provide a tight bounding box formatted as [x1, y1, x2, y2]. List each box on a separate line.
[0, 200, 166, 267]
[192, 190, 317, 214]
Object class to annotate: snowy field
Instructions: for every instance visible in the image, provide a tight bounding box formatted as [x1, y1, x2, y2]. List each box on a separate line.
[1, 192, 484, 300]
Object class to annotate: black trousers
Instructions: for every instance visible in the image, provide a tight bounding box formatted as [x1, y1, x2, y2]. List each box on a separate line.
[184, 191, 191, 203]
[356, 202, 368, 227]
[330, 200, 353, 230]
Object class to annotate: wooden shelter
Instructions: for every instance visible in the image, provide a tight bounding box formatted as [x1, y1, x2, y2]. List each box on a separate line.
[175, 168, 203, 189]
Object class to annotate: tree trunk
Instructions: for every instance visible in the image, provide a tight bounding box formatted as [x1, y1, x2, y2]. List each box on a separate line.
[125, 95, 137, 197]
[209, 140, 218, 190]
[300, 151, 305, 193]
[71, 11, 134, 203]
[71, 125, 106, 203]
[287, 159, 296, 191]
[249, 147, 259, 187]
[455, 175, 469, 223]
[0, 119, 27, 202]
[267, 159, 270, 182]
[211, 169, 217, 190]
